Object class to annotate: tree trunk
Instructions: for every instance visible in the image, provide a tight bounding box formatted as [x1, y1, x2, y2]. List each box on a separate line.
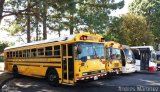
[27, 0, 31, 43]
[43, 1, 47, 40]
[35, 4, 39, 41]
[36, 16, 39, 41]
[70, 26, 73, 34]
[58, 29, 60, 37]
[0, 0, 5, 23]
[69, 15, 74, 34]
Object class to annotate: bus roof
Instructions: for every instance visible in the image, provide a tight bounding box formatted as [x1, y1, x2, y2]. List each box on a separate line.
[5, 32, 104, 50]
[105, 41, 121, 48]
[5, 34, 76, 50]
[131, 46, 154, 51]
[122, 45, 130, 49]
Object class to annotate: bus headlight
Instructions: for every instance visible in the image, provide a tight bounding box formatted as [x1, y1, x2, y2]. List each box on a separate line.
[82, 72, 88, 76]
[101, 69, 105, 73]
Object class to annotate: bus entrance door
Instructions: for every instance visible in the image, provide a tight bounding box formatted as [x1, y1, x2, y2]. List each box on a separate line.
[140, 48, 150, 70]
[62, 44, 74, 85]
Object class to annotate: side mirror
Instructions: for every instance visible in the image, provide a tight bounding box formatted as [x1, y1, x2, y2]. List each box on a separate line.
[81, 56, 87, 62]
[75, 46, 82, 54]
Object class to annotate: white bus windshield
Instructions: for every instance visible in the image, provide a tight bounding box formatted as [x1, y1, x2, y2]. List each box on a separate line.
[124, 49, 134, 61]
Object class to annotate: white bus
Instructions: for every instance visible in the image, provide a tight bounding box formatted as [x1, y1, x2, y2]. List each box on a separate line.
[156, 51, 160, 70]
[121, 45, 136, 73]
[131, 46, 157, 72]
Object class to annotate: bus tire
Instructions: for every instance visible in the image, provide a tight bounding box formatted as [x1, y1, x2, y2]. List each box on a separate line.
[46, 69, 59, 86]
[12, 65, 20, 78]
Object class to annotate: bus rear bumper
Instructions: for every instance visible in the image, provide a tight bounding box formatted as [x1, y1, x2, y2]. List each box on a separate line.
[148, 66, 157, 72]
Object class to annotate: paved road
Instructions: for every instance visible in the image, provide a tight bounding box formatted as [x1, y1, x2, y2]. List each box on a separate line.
[1, 72, 160, 92]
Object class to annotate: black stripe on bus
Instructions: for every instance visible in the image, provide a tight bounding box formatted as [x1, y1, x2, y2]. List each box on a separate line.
[43, 66, 61, 68]
[16, 64, 40, 67]
[7, 56, 61, 59]
[6, 61, 61, 64]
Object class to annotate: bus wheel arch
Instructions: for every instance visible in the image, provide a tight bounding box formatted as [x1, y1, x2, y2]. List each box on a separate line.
[45, 67, 59, 86]
[12, 65, 20, 78]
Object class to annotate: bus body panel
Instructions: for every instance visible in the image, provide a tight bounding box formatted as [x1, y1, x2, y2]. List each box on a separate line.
[122, 64, 136, 73]
[74, 59, 106, 81]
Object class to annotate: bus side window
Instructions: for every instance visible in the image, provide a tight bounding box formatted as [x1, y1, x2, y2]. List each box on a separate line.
[38, 48, 44, 56]
[13, 52, 16, 58]
[7, 52, 9, 58]
[45, 46, 52, 56]
[23, 50, 26, 57]
[19, 51, 22, 57]
[54, 45, 60, 57]
[31, 49, 36, 57]
[26, 49, 30, 57]
[10, 52, 12, 58]
[16, 51, 19, 57]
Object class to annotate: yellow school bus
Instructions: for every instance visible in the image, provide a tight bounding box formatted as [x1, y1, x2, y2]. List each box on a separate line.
[4, 32, 107, 86]
[105, 41, 122, 75]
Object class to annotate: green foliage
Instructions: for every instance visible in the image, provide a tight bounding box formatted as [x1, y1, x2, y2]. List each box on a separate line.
[6, 20, 25, 36]
[105, 13, 154, 46]
[0, 41, 14, 52]
[129, 0, 160, 48]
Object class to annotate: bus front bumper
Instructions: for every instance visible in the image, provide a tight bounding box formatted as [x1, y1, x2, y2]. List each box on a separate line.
[76, 73, 107, 81]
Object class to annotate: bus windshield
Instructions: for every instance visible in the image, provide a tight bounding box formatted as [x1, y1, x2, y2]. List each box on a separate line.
[107, 48, 121, 60]
[157, 54, 160, 61]
[124, 49, 134, 61]
[151, 51, 157, 61]
[76, 42, 104, 60]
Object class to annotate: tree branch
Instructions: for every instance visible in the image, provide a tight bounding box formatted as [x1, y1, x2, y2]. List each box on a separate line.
[1, 1, 39, 20]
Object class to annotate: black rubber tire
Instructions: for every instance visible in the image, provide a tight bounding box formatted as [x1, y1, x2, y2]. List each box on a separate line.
[12, 66, 20, 78]
[47, 70, 59, 86]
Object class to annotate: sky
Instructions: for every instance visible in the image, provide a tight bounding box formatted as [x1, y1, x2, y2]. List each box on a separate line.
[0, 0, 133, 45]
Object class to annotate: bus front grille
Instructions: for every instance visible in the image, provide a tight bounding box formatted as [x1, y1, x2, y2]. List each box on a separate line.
[114, 63, 119, 67]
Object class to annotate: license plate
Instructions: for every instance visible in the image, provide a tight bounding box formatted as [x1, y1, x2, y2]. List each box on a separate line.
[94, 76, 98, 80]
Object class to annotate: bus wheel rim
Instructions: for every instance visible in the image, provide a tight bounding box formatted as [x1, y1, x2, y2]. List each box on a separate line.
[49, 74, 56, 81]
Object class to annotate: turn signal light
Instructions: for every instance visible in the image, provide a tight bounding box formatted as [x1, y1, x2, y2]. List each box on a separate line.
[109, 43, 114, 47]
[100, 38, 105, 42]
[81, 62, 85, 66]
[76, 74, 79, 77]
[101, 59, 106, 64]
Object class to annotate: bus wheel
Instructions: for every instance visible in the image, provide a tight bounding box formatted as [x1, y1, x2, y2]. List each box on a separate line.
[12, 66, 20, 78]
[47, 70, 59, 86]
